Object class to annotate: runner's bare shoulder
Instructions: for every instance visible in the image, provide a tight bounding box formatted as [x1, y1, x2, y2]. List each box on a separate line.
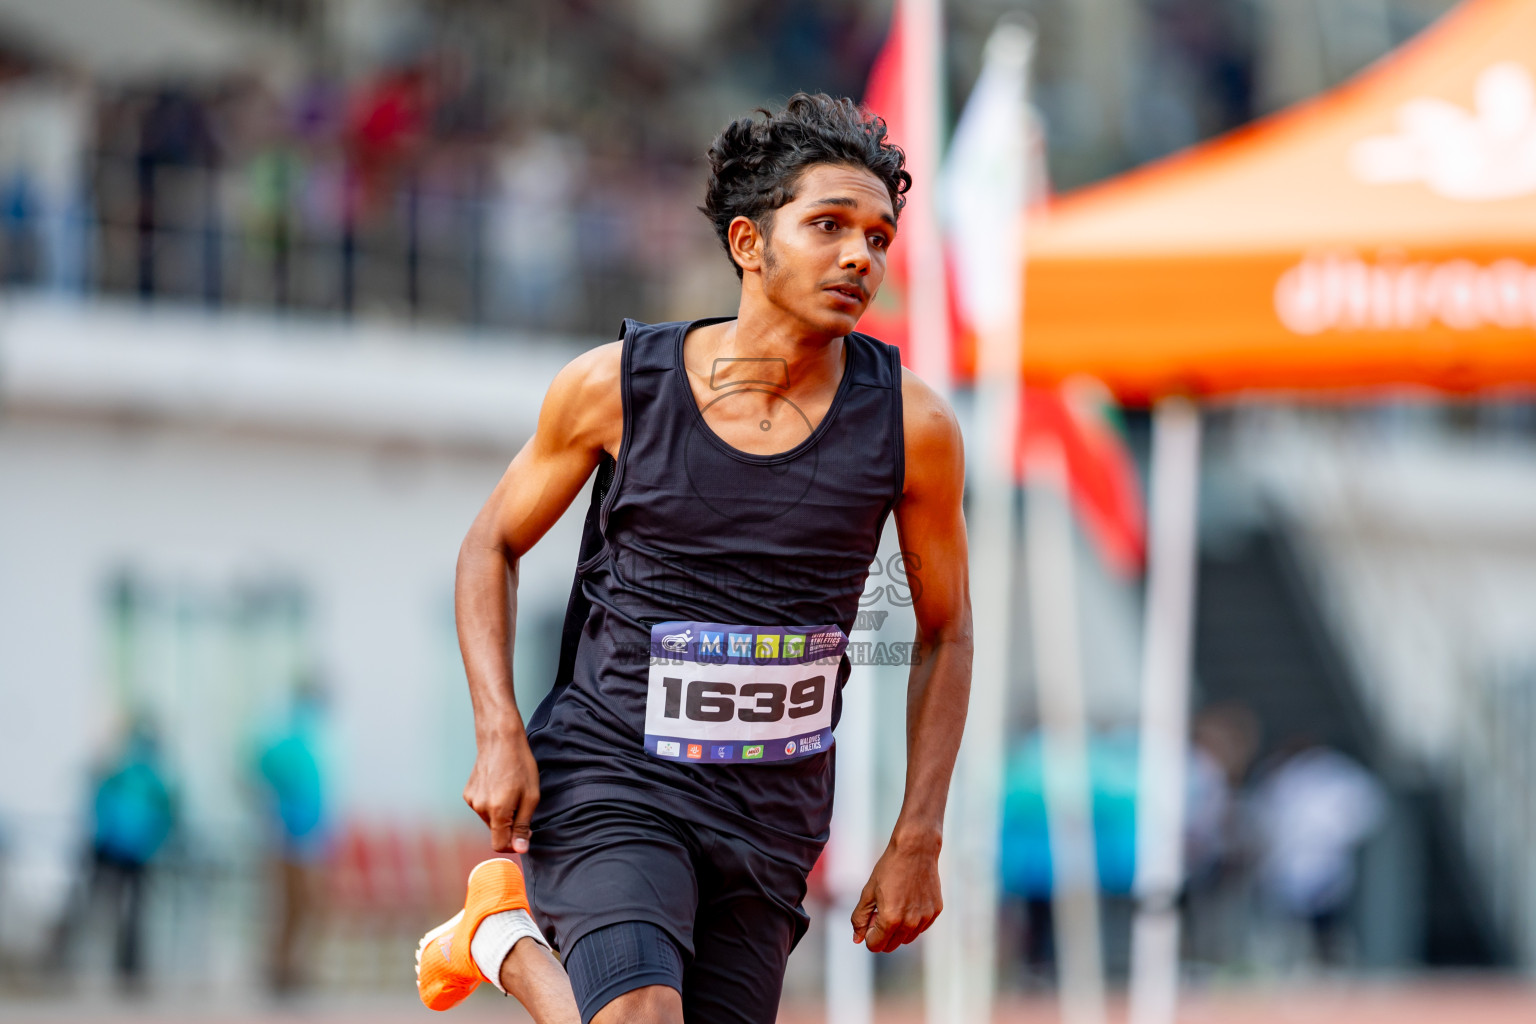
[539, 340, 625, 460]
[899, 366, 964, 496]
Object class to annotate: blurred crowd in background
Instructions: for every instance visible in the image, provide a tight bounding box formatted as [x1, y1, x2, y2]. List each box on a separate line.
[0, 0, 881, 333]
[999, 707, 1389, 987]
[0, 0, 1454, 334]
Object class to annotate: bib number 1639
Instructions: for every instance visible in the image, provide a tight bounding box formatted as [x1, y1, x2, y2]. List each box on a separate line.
[658, 675, 826, 724]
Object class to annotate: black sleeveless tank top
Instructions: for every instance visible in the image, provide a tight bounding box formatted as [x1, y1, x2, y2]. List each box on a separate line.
[526, 317, 905, 861]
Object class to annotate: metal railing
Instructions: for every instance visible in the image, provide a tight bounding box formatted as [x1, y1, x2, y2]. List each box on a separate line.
[0, 152, 716, 338]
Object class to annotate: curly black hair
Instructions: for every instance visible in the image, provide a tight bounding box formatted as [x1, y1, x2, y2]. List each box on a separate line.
[701, 92, 911, 279]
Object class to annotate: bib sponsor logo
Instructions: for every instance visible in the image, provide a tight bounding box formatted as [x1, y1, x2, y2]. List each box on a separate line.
[687, 744, 704, 760]
[712, 745, 734, 760]
[807, 630, 843, 659]
[782, 634, 806, 658]
[798, 734, 824, 754]
[698, 631, 725, 659]
[728, 633, 753, 658]
[784, 740, 797, 756]
[754, 634, 780, 659]
[657, 740, 680, 757]
[743, 745, 764, 760]
[661, 629, 694, 654]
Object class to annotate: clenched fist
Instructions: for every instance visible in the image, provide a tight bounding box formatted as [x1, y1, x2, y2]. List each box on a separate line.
[850, 835, 943, 953]
[463, 725, 541, 854]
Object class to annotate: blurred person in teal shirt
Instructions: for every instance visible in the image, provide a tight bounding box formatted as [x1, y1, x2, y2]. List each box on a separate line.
[87, 715, 175, 992]
[1000, 731, 1138, 973]
[254, 679, 331, 995]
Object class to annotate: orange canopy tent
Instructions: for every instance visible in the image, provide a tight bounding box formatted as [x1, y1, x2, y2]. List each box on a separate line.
[1017, 6, 1536, 1015]
[1023, 0, 1536, 404]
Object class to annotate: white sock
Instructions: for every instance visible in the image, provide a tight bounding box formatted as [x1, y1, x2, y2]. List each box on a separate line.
[470, 908, 550, 995]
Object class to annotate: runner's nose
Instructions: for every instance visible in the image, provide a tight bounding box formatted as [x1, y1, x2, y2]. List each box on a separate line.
[840, 241, 872, 275]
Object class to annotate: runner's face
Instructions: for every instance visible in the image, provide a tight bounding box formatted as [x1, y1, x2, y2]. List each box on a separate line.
[760, 163, 896, 336]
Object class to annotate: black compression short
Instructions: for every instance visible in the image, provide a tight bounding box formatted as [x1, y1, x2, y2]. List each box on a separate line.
[525, 794, 812, 1024]
[565, 921, 684, 1024]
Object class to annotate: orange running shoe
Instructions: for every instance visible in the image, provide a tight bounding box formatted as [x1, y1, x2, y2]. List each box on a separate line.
[415, 857, 531, 1010]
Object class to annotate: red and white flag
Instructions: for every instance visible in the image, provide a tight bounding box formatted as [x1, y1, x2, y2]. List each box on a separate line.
[940, 19, 1148, 576]
[1017, 381, 1147, 575]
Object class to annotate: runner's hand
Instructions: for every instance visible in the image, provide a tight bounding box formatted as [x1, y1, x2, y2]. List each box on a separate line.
[463, 726, 540, 854]
[851, 839, 942, 952]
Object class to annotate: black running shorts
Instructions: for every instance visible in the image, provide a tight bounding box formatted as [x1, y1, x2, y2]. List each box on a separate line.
[524, 795, 813, 1024]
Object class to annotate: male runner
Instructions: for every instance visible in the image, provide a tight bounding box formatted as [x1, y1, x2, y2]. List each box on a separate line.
[416, 93, 972, 1024]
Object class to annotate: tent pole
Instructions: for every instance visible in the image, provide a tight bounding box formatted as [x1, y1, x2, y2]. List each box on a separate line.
[927, 19, 1036, 1022]
[827, 652, 876, 1024]
[949, 388, 1017, 1024]
[894, 0, 960, 1018]
[1026, 445, 1108, 1024]
[1129, 396, 1202, 1024]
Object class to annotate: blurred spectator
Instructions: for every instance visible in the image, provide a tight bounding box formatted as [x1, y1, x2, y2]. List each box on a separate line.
[231, 78, 301, 308]
[135, 85, 218, 301]
[760, 0, 869, 98]
[1184, 738, 1233, 883]
[0, 812, 9, 956]
[84, 717, 176, 993]
[1000, 732, 1138, 974]
[0, 67, 90, 292]
[254, 680, 331, 995]
[345, 63, 429, 212]
[340, 62, 430, 314]
[1183, 703, 1261, 966]
[490, 129, 585, 330]
[1250, 739, 1386, 967]
[1185, 702, 1260, 878]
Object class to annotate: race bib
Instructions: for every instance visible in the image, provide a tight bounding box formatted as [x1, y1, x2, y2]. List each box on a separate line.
[645, 620, 847, 764]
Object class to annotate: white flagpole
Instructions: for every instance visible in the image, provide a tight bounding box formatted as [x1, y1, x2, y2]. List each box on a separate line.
[929, 18, 1036, 1024]
[1026, 442, 1108, 1024]
[827, 649, 875, 1024]
[1128, 397, 1203, 1024]
[899, 1, 959, 1017]
[900, 0, 951, 397]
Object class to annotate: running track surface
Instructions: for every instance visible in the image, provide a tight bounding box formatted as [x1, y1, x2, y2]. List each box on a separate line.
[5, 982, 1535, 1023]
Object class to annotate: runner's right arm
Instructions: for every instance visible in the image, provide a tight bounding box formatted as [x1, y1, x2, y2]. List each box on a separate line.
[457, 342, 623, 854]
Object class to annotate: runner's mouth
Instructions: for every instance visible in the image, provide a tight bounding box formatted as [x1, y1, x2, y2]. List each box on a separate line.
[825, 284, 865, 302]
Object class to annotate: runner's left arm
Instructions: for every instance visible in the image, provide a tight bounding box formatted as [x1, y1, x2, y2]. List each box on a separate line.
[852, 368, 973, 953]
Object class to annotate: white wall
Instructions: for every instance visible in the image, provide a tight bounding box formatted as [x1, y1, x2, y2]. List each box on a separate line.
[0, 300, 592, 949]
